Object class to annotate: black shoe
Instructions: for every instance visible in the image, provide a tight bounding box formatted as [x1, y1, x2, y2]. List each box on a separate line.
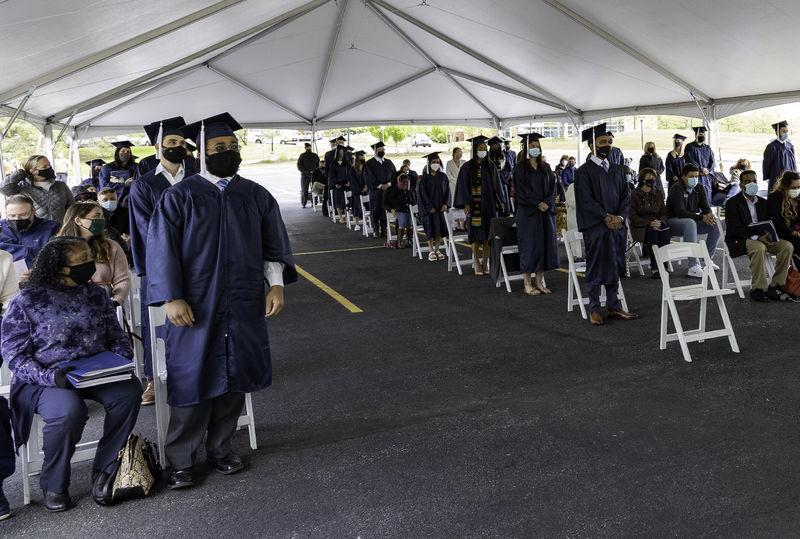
[651, 270, 661, 280]
[91, 470, 113, 506]
[766, 285, 783, 301]
[208, 453, 244, 475]
[750, 289, 770, 303]
[167, 468, 195, 490]
[43, 490, 72, 512]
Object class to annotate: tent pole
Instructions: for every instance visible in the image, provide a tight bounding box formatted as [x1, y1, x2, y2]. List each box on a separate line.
[69, 129, 82, 186]
[53, 110, 77, 147]
[1, 88, 35, 140]
[43, 122, 55, 164]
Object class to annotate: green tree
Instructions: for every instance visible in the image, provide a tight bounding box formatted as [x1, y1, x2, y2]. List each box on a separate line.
[384, 126, 409, 144]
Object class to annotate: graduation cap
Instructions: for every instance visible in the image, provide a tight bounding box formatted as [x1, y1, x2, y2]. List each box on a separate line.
[110, 140, 135, 149]
[467, 135, 490, 155]
[344, 146, 355, 152]
[84, 158, 106, 167]
[354, 150, 366, 157]
[672, 133, 687, 141]
[581, 123, 607, 144]
[606, 131, 615, 138]
[185, 140, 196, 152]
[183, 112, 243, 176]
[424, 151, 441, 162]
[773, 120, 789, 133]
[371, 141, 386, 151]
[487, 135, 506, 147]
[143, 116, 187, 159]
[691, 126, 708, 135]
[518, 132, 545, 145]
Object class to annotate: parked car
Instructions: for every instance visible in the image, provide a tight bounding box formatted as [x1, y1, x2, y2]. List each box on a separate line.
[411, 133, 433, 148]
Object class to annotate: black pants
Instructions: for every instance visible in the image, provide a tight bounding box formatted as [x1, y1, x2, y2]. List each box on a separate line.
[645, 227, 672, 269]
[300, 172, 312, 207]
[165, 392, 245, 469]
[322, 185, 331, 217]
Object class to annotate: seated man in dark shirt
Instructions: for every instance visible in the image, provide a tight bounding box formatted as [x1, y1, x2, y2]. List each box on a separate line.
[666, 164, 720, 278]
[724, 170, 794, 302]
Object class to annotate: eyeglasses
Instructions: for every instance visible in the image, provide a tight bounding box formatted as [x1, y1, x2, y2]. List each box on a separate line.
[209, 143, 240, 153]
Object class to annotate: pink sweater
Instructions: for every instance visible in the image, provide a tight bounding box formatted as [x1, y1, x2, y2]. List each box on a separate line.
[91, 239, 130, 304]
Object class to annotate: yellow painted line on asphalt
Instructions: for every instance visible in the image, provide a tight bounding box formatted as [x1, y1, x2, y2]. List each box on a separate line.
[295, 264, 363, 314]
[294, 245, 385, 256]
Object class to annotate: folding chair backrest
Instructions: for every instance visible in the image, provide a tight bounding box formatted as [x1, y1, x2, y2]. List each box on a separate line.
[0, 362, 11, 398]
[148, 306, 168, 382]
[562, 229, 583, 265]
[653, 241, 707, 265]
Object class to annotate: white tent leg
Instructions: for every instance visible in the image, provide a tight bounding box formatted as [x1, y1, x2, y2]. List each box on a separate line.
[43, 122, 54, 164]
[69, 133, 82, 186]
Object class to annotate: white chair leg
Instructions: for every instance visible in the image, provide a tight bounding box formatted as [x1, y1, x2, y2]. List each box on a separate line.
[21, 443, 31, 505]
[667, 298, 693, 363]
[698, 296, 708, 343]
[245, 393, 257, 451]
[574, 271, 587, 320]
[618, 280, 629, 312]
[659, 297, 669, 350]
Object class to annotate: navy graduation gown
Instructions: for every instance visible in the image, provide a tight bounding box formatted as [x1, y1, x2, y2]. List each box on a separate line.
[327, 160, 351, 210]
[575, 160, 630, 287]
[513, 161, 559, 273]
[417, 171, 450, 239]
[763, 139, 796, 190]
[454, 159, 505, 243]
[146, 174, 296, 407]
[350, 167, 367, 217]
[664, 151, 686, 189]
[684, 142, 715, 202]
[99, 161, 137, 201]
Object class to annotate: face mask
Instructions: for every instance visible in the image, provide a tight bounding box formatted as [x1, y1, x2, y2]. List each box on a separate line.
[206, 150, 242, 177]
[36, 168, 56, 181]
[560, 160, 567, 166]
[476, 150, 487, 159]
[744, 182, 759, 196]
[377, 151, 385, 158]
[8, 218, 32, 233]
[687, 177, 699, 189]
[595, 145, 611, 159]
[697, 136, 705, 143]
[780, 133, 789, 142]
[739, 164, 748, 171]
[162, 145, 187, 164]
[674, 140, 681, 148]
[645, 179, 656, 188]
[528, 148, 541, 158]
[119, 153, 130, 163]
[430, 163, 441, 172]
[100, 200, 118, 212]
[789, 188, 800, 199]
[81, 218, 105, 236]
[66, 261, 96, 285]
[647, 147, 655, 154]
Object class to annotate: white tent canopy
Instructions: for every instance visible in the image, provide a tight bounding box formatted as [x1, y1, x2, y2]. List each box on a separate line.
[2, 0, 800, 139]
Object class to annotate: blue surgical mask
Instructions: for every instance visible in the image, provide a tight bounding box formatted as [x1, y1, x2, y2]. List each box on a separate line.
[528, 148, 541, 158]
[687, 177, 699, 189]
[100, 200, 118, 212]
[779, 133, 789, 142]
[745, 182, 759, 196]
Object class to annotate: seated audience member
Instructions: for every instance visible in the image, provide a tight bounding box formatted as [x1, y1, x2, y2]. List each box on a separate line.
[666, 164, 720, 278]
[401, 159, 419, 189]
[0, 248, 20, 520]
[71, 186, 98, 203]
[768, 170, 800, 256]
[383, 173, 414, 248]
[57, 202, 130, 305]
[1, 237, 141, 512]
[725, 170, 795, 302]
[1, 155, 74, 224]
[0, 195, 60, 270]
[710, 169, 741, 207]
[629, 168, 671, 279]
[97, 188, 130, 237]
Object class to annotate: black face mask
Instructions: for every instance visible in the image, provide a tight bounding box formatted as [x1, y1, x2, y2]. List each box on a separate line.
[697, 136, 705, 143]
[674, 140, 681, 148]
[645, 179, 656, 188]
[67, 261, 96, 285]
[595, 145, 612, 159]
[377, 150, 385, 158]
[8, 218, 32, 233]
[36, 168, 56, 181]
[647, 147, 655, 154]
[206, 150, 242, 177]
[162, 145, 187, 164]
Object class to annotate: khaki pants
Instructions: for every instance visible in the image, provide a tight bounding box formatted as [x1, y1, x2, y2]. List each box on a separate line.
[745, 239, 794, 290]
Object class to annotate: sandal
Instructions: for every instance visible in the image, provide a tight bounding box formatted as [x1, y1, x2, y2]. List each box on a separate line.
[473, 263, 484, 276]
[436, 251, 445, 260]
[536, 285, 552, 294]
[428, 252, 437, 261]
[524, 284, 542, 296]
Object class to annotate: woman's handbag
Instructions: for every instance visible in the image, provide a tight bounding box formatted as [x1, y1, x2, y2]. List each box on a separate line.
[95, 433, 161, 505]
[784, 265, 800, 297]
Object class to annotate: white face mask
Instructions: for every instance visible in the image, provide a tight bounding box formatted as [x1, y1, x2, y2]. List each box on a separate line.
[430, 163, 441, 172]
[476, 150, 487, 159]
[529, 148, 541, 158]
[789, 188, 800, 199]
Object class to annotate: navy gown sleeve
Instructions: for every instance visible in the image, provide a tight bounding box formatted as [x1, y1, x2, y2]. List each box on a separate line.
[574, 166, 607, 231]
[418, 176, 433, 214]
[128, 179, 154, 276]
[453, 162, 471, 209]
[763, 143, 774, 182]
[260, 190, 297, 286]
[146, 188, 186, 305]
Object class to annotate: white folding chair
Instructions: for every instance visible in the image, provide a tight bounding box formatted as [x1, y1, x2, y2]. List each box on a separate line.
[717, 218, 775, 299]
[344, 191, 354, 230]
[1, 363, 99, 505]
[386, 211, 397, 243]
[494, 245, 524, 293]
[562, 229, 628, 319]
[409, 205, 449, 261]
[311, 187, 322, 213]
[653, 242, 739, 363]
[148, 306, 257, 468]
[625, 219, 650, 277]
[128, 274, 145, 380]
[444, 209, 472, 275]
[359, 195, 373, 238]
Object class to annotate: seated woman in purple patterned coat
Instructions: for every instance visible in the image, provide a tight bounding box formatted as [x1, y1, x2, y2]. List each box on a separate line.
[0, 236, 141, 513]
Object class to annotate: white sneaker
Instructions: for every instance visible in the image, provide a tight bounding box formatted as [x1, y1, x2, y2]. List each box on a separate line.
[354, 225, 361, 231]
[687, 265, 704, 278]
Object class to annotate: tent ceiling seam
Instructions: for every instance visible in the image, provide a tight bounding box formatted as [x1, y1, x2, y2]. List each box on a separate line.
[312, 0, 350, 121]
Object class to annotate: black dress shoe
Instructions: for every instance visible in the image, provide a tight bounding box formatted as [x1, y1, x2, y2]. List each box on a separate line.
[43, 490, 72, 512]
[91, 471, 113, 506]
[766, 285, 783, 301]
[167, 468, 195, 490]
[208, 453, 244, 475]
[750, 289, 770, 303]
